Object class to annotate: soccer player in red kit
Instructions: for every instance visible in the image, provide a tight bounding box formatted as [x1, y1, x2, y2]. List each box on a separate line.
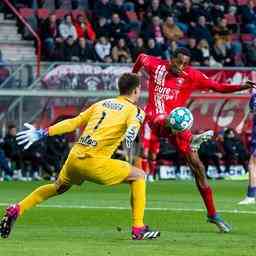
[132, 48, 256, 233]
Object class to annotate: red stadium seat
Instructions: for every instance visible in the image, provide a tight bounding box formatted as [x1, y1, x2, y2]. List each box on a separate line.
[224, 14, 237, 25]
[126, 11, 138, 22]
[37, 8, 49, 20]
[19, 8, 34, 18]
[54, 9, 68, 20]
[237, 0, 248, 5]
[241, 33, 255, 42]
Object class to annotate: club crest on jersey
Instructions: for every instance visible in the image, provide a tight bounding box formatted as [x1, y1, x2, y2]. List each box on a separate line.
[176, 77, 185, 86]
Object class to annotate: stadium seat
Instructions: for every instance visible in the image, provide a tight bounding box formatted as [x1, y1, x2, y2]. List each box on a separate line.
[237, 0, 248, 5]
[19, 8, 34, 18]
[224, 14, 237, 25]
[0, 67, 9, 84]
[36, 8, 49, 20]
[54, 9, 67, 20]
[241, 33, 255, 42]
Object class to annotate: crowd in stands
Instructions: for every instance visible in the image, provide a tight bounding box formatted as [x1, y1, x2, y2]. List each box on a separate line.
[1, 0, 256, 66]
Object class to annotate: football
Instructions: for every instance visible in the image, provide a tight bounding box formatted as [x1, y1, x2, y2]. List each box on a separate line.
[167, 107, 194, 132]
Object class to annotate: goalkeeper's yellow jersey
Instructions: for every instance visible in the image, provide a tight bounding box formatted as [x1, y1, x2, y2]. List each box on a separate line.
[48, 96, 145, 158]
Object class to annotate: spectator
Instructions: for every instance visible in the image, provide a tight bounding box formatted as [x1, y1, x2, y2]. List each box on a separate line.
[74, 38, 98, 62]
[212, 39, 234, 66]
[212, 18, 231, 44]
[244, 38, 256, 66]
[223, 128, 249, 174]
[178, 0, 197, 29]
[111, 0, 128, 22]
[74, 15, 96, 41]
[187, 38, 203, 66]
[108, 13, 128, 41]
[95, 36, 111, 62]
[160, 0, 176, 19]
[93, 0, 112, 20]
[199, 139, 223, 179]
[131, 0, 149, 19]
[210, 3, 225, 24]
[143, 16, 164, 43]
[240, 0, 256, 35]
[59, 14, 77, 41]
[131, 37, 146, 61]
[162, 16, 183, 42]
[41, 13, 63, 59]
[95, 17, 110, 38]
[62, 36, 78, 61]
[189, 15, 213, 45]
[197, 39, 211, 66]
[2, 124, 23, 173]
[145, 38, 163, 58]
[112, 38, 132, 63]
[146, 0, 161, 18]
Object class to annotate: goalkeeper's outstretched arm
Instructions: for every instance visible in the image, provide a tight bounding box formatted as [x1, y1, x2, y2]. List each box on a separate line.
[16, 105, 94, 149]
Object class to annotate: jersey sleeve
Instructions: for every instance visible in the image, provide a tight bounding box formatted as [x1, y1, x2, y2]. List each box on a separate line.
[132, 53, 155, 74]
[193, 70, 242, 93]
[48, 105, 94, 136]
[124, 107, 145, 148]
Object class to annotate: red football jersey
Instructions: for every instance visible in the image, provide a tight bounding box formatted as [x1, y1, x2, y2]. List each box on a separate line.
[132, 53, 241, 123]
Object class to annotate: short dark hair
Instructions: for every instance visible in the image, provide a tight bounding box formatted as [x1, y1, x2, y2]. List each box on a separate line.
[118, 73, 140, 95]
[173, 47, 191, 58]
[8, 123, 16, 130]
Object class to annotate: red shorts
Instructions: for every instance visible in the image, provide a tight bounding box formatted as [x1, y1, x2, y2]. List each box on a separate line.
[146, 114, 193, 155]
[140, 121, 160, 155]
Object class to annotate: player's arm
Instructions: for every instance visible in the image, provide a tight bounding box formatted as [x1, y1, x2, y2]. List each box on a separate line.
[16, 105, 94, 149]
[132, 53, 152, 74]
[124, 107, 145, 149]
[48, 106, 93, 136]
[193, 70, 256, 93]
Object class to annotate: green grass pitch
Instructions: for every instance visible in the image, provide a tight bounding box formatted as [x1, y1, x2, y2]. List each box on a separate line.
[0, 180, 256, 256]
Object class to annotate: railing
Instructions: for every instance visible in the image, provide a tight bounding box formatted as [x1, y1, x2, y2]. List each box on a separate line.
[2, 0, 42, 76]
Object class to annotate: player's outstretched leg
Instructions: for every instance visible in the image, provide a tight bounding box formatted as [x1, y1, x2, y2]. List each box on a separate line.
[126, 166, 160, 240]
[185, 151, 231, 233]
[0, 179, 71, 238]
[238, 155, 256, 205]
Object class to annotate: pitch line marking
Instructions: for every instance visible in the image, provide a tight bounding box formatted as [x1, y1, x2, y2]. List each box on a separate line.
[0, 203, 255, 214]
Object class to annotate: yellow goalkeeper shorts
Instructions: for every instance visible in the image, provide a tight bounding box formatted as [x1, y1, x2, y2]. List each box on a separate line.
[58, 148, 131, 186]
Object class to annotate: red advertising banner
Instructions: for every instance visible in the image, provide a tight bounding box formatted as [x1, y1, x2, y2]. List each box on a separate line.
[42, 65, 255, 133]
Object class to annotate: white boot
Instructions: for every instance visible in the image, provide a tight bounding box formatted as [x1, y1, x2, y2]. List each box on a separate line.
[238, 197, 256, 205]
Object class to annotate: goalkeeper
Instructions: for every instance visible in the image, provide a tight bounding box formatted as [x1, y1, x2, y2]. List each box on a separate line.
[0, 73, 160, 240]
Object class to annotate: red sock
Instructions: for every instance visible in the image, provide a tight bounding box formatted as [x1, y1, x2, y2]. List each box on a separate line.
[197, 186, 217, 217]
[141, 158, 149, 173]
[149, 161, 157, 176]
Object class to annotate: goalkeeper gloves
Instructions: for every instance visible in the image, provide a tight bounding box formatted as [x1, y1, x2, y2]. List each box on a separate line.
[16, 123, 48, 150]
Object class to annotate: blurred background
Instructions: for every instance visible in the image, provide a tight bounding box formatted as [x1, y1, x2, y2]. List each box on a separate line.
[0, 0, 255, 182]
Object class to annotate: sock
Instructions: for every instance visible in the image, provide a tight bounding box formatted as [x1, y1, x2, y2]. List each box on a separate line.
[197, 186, 217, 217]
[149, 160, 157, 176]
[130, 179, 146, 227]
[141, 158, 149, 173]
[19, 184, 58, 215]
[247, 186, 256, 197]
